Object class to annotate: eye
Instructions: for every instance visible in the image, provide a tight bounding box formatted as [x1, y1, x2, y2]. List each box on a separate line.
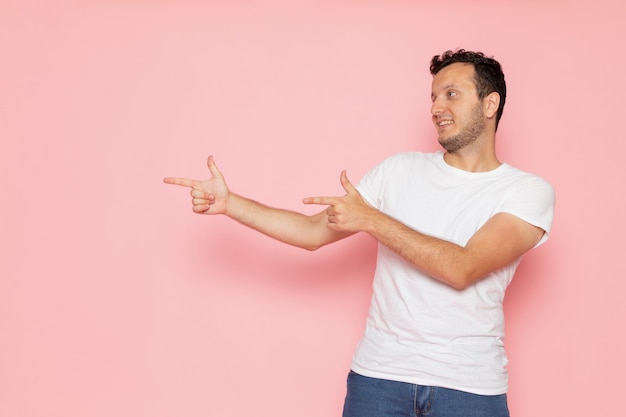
[447, 90, 457, 98]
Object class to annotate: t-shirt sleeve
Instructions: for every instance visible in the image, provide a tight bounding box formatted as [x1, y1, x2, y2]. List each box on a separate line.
[497, 176, 556, 246]
[355, 154, 398, 209]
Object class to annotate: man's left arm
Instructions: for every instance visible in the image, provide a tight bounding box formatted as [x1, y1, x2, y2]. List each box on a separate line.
[304, 171, 545, 290]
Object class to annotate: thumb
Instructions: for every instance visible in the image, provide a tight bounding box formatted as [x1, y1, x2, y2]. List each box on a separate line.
[207, 155, 224, 179]
[340, 170, 358, 195]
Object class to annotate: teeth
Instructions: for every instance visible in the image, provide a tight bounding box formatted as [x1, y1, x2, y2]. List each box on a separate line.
[439, 120, 453, 126]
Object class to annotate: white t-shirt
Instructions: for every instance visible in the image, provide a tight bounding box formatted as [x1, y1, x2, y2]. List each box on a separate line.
[352, 151, 555, 395]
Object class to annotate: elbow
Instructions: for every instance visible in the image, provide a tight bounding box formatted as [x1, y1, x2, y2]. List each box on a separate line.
[301, 239, 332, 252]
[278, 239, 322, 251]
[293, 234, 325, 251]
[302, 243, 322, 252]
[298, 226, 348, 252]
[448, 278, 473, 291]
[441, 267, 483, 291]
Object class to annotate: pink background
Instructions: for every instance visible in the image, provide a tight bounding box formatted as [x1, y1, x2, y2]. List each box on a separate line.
[2, 0, 624, 416]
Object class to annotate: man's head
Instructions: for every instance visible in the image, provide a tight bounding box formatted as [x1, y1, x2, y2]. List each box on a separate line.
[430, 49, 506, 130]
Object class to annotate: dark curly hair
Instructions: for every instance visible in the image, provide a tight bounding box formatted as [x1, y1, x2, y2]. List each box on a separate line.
[430, 49, 507, 129]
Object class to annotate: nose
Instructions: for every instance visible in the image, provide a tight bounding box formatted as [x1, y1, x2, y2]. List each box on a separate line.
[431, 98, 444, 116]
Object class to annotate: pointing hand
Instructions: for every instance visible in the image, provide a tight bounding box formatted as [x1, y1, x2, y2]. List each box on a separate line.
[163, 155, 230, 214]
[303, 170, 375, 233]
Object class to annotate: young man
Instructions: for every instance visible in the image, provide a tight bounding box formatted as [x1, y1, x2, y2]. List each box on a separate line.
[164, 49, 555, 417]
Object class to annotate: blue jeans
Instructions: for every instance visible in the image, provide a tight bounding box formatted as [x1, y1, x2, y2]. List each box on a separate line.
[342, 371, 510, 417]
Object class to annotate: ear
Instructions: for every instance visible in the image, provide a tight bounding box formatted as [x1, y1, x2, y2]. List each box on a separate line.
[483, 92, 500, 120]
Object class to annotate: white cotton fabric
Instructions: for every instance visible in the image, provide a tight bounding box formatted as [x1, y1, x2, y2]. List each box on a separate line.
[352, 151, 555, 395]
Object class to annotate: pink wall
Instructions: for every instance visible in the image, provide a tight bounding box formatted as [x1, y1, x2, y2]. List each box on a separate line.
[2, 1, 624, 416]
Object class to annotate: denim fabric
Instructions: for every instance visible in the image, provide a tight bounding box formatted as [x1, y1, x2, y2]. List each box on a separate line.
[342, 371, 510, 417]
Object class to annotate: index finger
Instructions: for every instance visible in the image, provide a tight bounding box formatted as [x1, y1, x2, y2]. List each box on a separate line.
[163, 177, 197, 188]
[303, 196, 337, 206]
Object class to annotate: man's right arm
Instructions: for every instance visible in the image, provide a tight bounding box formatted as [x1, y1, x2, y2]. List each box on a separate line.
[223, 193, 352, 250]
[164, 155, 353, 251]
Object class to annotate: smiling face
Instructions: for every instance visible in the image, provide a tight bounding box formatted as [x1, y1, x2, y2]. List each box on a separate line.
[430, 63, 489, 153]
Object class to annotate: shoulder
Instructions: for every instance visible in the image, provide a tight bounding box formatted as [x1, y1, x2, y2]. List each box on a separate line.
[499, 164, 555, 199]
[376, 151, 443, 170]
[495, 164, 556, 238]
[361, 152, 441, 184]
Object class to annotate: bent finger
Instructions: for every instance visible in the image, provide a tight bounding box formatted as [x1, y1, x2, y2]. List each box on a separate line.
[192, 204, 210, 213]
[192, 198, 211, 205]
[190, 188, 212, 199]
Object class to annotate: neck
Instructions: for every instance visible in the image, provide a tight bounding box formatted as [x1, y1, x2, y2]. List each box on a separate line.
[442, 135, 501, 172]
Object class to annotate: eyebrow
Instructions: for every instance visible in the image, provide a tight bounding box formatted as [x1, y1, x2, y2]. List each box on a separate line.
[436, 84, 460, 92]
[431, 84, 460, 98]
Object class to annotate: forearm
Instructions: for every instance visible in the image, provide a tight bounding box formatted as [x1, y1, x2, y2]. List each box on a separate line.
[225, 193, 349, 251]
[363, 210, 542, 290]
[365, 213, 474, 289]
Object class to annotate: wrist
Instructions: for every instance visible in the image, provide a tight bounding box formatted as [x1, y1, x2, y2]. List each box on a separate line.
[363, 208, 385, 236]
[223, 192, 238, 217]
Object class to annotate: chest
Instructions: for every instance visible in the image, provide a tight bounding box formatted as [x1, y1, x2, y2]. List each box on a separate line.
[378, 173, 512, 245]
